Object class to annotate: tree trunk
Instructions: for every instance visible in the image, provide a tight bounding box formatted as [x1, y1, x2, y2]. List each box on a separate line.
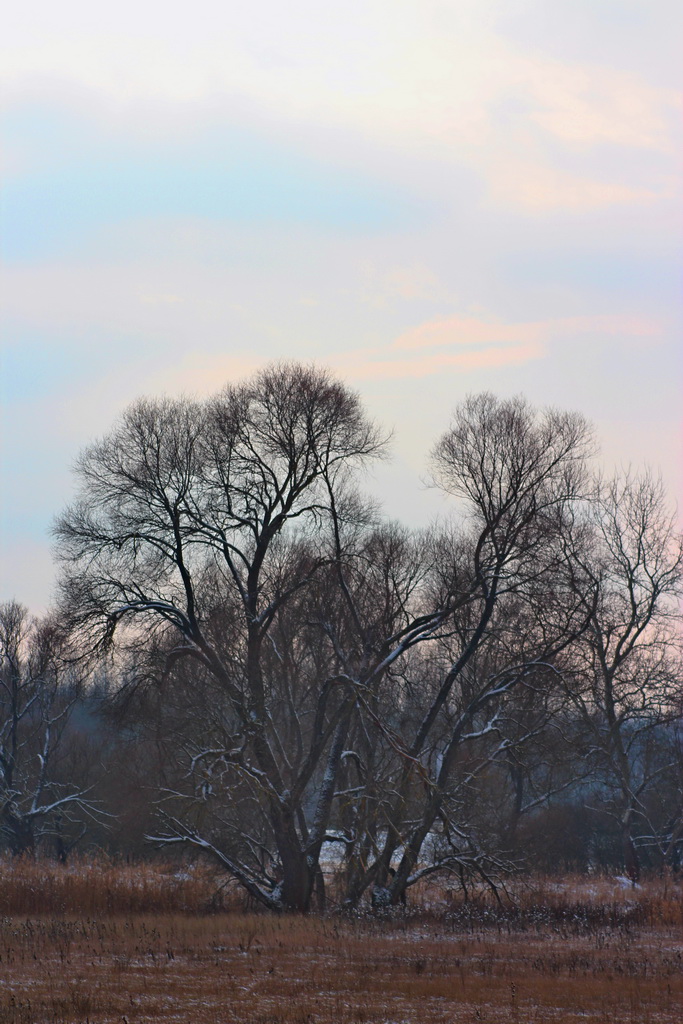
[277, 841, 312, 912]
[4, 811, 35, 858]
[622, 810, 640, 883]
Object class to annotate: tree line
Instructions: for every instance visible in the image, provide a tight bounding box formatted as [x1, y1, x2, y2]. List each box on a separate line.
[1, 363, 681, 911]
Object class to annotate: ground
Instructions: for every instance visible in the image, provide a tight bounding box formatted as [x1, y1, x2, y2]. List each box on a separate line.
[0, 861, 680, 1023]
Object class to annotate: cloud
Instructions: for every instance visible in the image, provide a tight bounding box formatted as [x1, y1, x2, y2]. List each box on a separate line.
[151, 352, 264, 396]
[514, 57, 680, 152]
[324, 311, 664, 381]
[395, 313, 662, 351]
[2, 2, 679, 221]
[485, 161, 668, 211]
[358, 263, 443, 306]
[332, 342, 542, 381]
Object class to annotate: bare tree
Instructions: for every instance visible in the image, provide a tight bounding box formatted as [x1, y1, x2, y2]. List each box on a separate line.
[564, 470, 683, 880]
[59, 379, 638, 906]
[55, 363, 388, 910]
[327, 394, 596, 906]
[0, 601, 96, 856]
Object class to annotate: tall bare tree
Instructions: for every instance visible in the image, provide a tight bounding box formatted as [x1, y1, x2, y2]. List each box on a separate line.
[564, 471, 683, 880]
[56, 379, 609, 908]
[56, 363, 389, 910]
[327, 394, 596, 906]
[0, 601, 95, 855]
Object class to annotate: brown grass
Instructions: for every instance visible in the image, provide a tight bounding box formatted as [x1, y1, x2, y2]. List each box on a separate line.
[0, 860, 681, 1023]
[0, 856, 236, 917]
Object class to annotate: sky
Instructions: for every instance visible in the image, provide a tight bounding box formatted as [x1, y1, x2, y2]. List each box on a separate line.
[1, 0, 681, 611]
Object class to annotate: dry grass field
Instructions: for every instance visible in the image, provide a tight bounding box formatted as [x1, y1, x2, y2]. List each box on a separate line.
[0, 860, 681, 1023]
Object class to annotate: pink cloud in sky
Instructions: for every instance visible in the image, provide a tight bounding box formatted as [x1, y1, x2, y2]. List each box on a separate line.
[109, 341, 542, 393]
[153, 353, 265, 395]
[486, 162, 667, 211]
[332, 342, 543, 381]
[328, 312, 663, 382]
[394, 314, 662, 352]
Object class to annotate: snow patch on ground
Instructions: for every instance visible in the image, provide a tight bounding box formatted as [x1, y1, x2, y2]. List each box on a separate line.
[613, 874, 642, 889]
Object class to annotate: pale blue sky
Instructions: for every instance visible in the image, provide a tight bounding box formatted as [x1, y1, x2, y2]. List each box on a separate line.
[2, 109, 425, 263]
[1, 0, 681, 609]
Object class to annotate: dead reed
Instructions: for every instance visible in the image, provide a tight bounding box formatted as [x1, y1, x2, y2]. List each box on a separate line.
[0, 861, 681, 1023]
[0, 856, 235, 917]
